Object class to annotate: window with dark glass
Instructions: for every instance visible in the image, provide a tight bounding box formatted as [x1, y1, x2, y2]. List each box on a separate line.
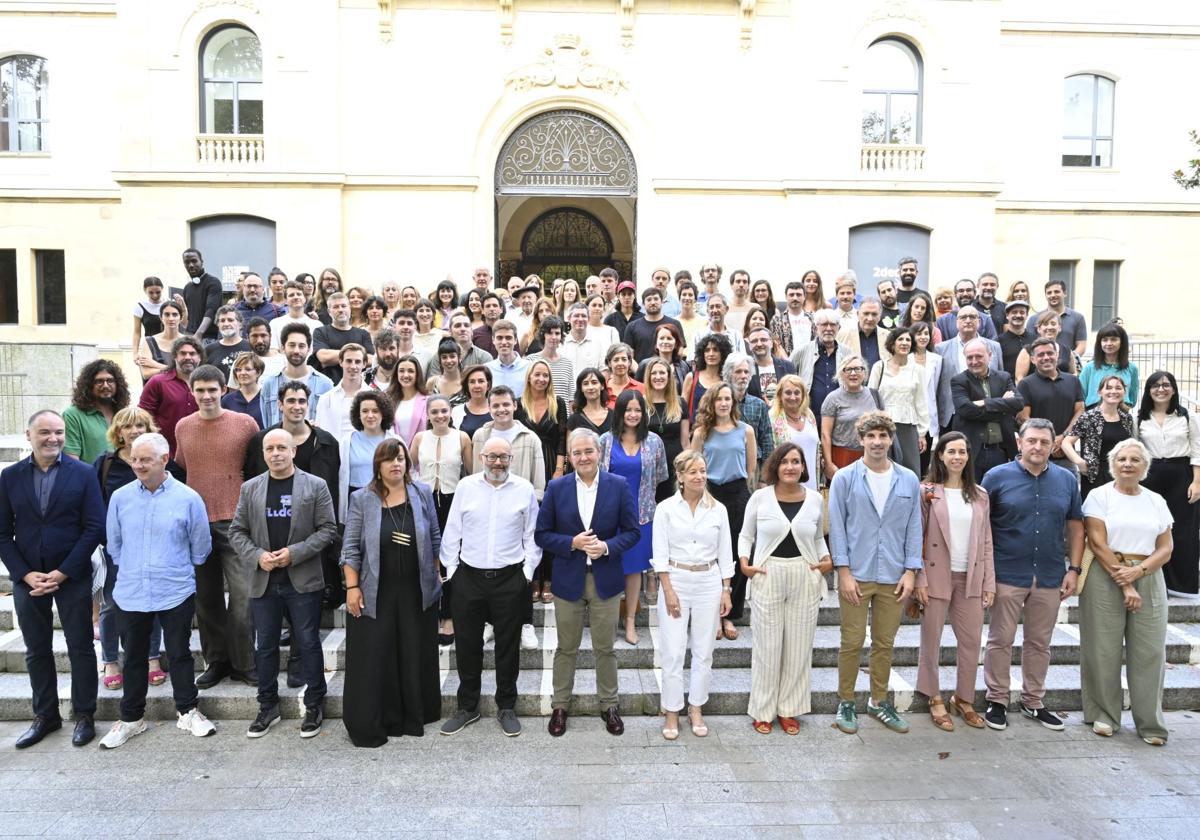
[35, 249, 65, 325]
[1092, 261, 1120, 326]
[1049, 259, 1078, 309]
[200, 26, 262, 134]
[1063, 74, 1114, 167]
[0, 249, 17, 323]
[861, 38, 922, 145]
[0, 55, 48, 152]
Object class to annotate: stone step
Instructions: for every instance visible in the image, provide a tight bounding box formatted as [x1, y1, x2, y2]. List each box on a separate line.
[3, 662, 1199, 721]
[7, 620, 1200, 675]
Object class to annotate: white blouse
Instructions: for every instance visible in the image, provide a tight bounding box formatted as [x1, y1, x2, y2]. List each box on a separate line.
[869, 358, 929, 435]
[1138, 412, 1200, 465]
[651, 493, 735, 578]
[914, 351, 943, 432]
[737, 487, 830, 567]
[944, 488, 973, 573]
[1082, 483, 1173, 555]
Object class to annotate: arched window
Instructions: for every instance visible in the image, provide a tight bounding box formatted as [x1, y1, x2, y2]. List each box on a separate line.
[199, 26, 262, 135]
[0, 55, 48, 152]
[1063, 74, 1114, 167]
[861, 38, 922, 145]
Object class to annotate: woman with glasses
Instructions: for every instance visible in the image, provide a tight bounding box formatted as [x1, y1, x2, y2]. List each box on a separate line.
[221, 351, 266, 429]
[819, 355, 875, 482]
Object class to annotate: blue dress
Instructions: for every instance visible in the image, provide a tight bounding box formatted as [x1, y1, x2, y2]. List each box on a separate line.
[609, 443, 653, 574]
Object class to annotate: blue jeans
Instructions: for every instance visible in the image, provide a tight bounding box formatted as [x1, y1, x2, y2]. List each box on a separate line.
[99, 550, 162, 665]
[251, 577, 326, 711]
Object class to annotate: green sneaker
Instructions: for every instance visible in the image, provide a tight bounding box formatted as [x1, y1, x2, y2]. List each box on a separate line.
[867, 699, 910, 733]
[835, 700, 858, 734]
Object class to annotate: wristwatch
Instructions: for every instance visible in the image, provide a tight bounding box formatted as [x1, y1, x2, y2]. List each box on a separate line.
[1067, 565, 1083, 575]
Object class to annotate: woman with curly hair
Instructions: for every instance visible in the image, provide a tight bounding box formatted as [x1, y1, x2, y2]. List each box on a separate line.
[64, 359, 131, 462]
[681, 332, 733, 425]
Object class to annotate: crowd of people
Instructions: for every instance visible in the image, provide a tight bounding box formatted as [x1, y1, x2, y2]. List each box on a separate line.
[1, 251, 1197, 751]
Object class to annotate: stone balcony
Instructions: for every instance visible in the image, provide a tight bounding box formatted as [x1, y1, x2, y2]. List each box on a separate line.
[860, 143, 925, 173]
[196, 134, 265, 164]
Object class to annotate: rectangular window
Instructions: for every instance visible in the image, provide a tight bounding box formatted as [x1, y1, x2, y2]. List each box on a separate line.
[0, 249, 17, 323]
[34, 249, 65, 324]
[1048, 260, 1077, 309]
[1092, 261, 1120, 327]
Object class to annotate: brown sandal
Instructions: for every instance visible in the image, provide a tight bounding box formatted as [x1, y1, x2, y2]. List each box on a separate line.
[928, 696, 954, 732]
[752, 719, 772, 735]
[722, 620, 739, 641]
[949, 694, 984, 729]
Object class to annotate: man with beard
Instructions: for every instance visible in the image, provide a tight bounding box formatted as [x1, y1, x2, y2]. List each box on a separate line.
[723, 353, 775, 466]
[246, 317, 285, 378]
[312, 269, 343, 325]
[769, 280, 814, 359]
[745, 325, 795, 404]
[974, 272, 1008, 334]
[876, 279, 902, 331]
[472, 292, 505, 357]
[138, 336, 202, 456]
[181, 248, 223, 340]
[996, 300, 1031, 378]
[270, 281, 324, 350]
[365, 327, 400, 390]
[440, 437, 541, 738]
[63, 359, 129, 462]
[235, 273, 283, 329]
[313, 292, 374, 385]
[895, 257, 920, 304]
[427, 312, 493, 377]
[205, 305, 252, 381]
[624, 287, 681, 363]
[259, 324, 334, 428]
[936, 279, 998, 341]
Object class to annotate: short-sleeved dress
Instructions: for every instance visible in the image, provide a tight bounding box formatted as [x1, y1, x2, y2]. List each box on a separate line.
[609, 443, 653, 574]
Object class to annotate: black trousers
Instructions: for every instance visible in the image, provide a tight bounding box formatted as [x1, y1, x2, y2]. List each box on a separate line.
[709, 478, 751, 620]
[13, 573, 96, 720]
[1148, 456, 1200, 594]
[434, 490, 455, 621]
[450, 563, 526, 712]
[117, 596, 198, 722]
[973, 444, 1009, 483]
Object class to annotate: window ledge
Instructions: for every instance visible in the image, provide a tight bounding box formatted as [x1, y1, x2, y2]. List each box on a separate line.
[1062, 166, 1119, 174]
[0, 152, 51, 158]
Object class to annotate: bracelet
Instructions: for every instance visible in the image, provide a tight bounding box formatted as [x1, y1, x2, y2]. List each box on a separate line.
[722, 586, 732, 593]
[346, 585, 360, 591]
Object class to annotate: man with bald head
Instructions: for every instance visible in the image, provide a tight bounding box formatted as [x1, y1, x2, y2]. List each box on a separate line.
[934, 305, 1003, 435]
[440, 437, 541, 738]
[950, 338, 1024, 480]
[230, 427, 338, 739]
[936, 279, 999, 342]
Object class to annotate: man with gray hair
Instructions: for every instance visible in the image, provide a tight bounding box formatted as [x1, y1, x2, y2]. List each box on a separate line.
[205, 304, 251, 382]
[837, 296, 889, 371]
[950, 338, 1023, 480]
[791, 309, 851, 426]
[693, 293, 746, 355]
[935, 306, 1003, 436]
[535, 428, 641, 737]
[723, 353, 774, 466]
[100, 432, 216, 748]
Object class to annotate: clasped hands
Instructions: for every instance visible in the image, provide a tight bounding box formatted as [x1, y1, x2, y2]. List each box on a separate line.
[257, 548, 293, 571]
[571, 529, 607, 561]
[23, 570, 65, 597]
[1108, 563, 1143, 611]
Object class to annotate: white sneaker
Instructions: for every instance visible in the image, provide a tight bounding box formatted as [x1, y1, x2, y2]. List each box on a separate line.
[99, 718, 147, 750]
[177, 708, 216, 737]
[520, 624, 539, 650]
[482, 623, 495, 644]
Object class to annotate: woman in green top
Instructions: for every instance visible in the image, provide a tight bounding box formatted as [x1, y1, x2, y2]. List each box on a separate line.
[1079, 322, 1138, 408]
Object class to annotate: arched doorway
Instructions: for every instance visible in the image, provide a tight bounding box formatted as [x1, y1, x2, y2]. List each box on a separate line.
[495, 109, 636, 287]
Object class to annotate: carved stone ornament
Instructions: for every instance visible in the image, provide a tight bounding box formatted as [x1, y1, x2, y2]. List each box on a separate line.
[505, 34, 628, 96]
[194, 0, 259, 13]
[496, 109, 637, 196]
[866, 0, 927, 28]
[739, 0, 756, 51]
[378, 1, 394, 43]
[620, 0, 635, 49]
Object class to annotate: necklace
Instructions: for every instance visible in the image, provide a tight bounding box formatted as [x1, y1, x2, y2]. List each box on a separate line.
[383, 495, 412, 546]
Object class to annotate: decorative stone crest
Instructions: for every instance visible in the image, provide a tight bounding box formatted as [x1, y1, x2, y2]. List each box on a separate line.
[505, 34, 628, 96]
[378, 1, 394, 42]
[739, 0, 756, 51]
[496, 109, 637, 196]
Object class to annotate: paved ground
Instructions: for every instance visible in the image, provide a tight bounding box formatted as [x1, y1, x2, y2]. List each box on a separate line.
[1, 710, 1199, 839]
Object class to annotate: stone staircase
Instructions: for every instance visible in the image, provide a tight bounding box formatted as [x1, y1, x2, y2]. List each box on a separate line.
[2, 570, 1200, 722]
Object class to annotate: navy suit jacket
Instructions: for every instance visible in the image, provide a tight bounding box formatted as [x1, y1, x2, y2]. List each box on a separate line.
[0, 456, 105, 582]
[534, 471, 641, 601]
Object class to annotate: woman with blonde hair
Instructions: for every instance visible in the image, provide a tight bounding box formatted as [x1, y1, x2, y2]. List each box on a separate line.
[644, 358, 686, 502]
[521, 297, 557, 355]
[652, 449, 733, 739]
[516, 360, 568, 602]
[769, 374, 820, 491]
[801, 270, 829, 314]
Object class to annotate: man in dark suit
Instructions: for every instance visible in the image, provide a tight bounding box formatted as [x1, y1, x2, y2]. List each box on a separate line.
[229, 429, 338, 740]
[0, 410, 105, 748]
[951, 339, 1025, 481]
[534, 428, 641, 737]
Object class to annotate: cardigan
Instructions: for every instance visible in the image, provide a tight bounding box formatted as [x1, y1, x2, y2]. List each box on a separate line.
[598, 431, 668, 525]
[737, 486, 829, 567]
[917, 483, 995, 599]
[339, 481, 442, 618]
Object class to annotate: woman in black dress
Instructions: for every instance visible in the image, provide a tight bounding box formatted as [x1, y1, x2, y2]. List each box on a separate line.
[451, 364, 493, 439]
[341, 438, 443, 747]
[644, 357, 686, 503]
[567, 367, 613, 437]
[516, 360, 567, 602]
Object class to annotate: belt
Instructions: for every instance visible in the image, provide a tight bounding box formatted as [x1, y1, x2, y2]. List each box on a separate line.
[1113, 552, 1149, 567]
[462, 563, 522, 579]
[668, 559, 717, 572]
[980, 443, 1003, 450]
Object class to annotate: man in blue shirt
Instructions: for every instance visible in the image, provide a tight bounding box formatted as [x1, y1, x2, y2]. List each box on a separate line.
[828, 411, 923, 735]
[980, 418, 1083, 732]
[100, 432, 216, 749]
[485, 320, 530, 397]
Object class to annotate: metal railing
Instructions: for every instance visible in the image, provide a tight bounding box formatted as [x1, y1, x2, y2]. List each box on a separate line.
[1093, 340, 1200, 410]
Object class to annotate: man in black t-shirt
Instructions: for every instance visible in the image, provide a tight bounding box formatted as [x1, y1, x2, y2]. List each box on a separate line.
[623, 287, 681, 362]
[205, 305, 251, 380]
[181, 248, 223, 340]
[996, 300, 1030, 379]
[312, 292, 373, 384]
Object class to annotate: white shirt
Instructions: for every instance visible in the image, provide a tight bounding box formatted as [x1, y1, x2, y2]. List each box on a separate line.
[440, 472, 541, 580]
[944, 488, 973, 573]
[268, 314, 325, 349]
[650, 493, 735, 578]
[490, 424, 518, 443]
[866, 465, 893, 517]
[575, 472, 599, 530]
[1138, 412, 1200, 465]
[313, 381, 366, 438]
[1081, 483, 1173, 556]
[562, 333, 605, 375]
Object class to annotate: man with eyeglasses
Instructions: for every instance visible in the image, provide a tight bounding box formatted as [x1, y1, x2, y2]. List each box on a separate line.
[936, 279, 998, 342]
[63, 360, 127, 463]
[934, 305, 1002, 436]
[440, 437, 541, 738]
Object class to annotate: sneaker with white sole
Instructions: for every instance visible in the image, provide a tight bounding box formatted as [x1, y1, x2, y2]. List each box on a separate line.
[99, 719, 147, 750]
[177, 708, 216, 737]
[482, 623, 495, 644]
[1020, 703, 1064, 731]
[866, 699, 910, 734]
[520, 623, 539, 650]
[246, 706, 281, 739]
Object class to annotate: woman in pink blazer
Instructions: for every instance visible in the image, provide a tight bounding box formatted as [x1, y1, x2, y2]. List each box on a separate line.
[387, 355, 429, 446]
[915, 431, 996, 731]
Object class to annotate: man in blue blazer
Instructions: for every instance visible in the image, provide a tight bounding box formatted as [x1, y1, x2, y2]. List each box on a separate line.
[535, 428, 640, 737]
[0, 410, 105, 748]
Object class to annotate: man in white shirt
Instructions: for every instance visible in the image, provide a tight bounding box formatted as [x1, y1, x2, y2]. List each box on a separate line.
[246, 318, 285, 378]
[313, 343, 368, 437]
[485, 321, 530, 397]
[507, 285, 538, 338]
[725, 269, 753, 334]
[439, 437, 540, 739]
[768, 280, 814, 359]
[562, 302, 605, 376]
[693, 293, 746, 355]
[269, 281, 324, 349]
[389, 309, 433, 374]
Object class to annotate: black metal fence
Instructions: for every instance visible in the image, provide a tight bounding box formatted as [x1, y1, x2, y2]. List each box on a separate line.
[1126, 341, 1200, 410]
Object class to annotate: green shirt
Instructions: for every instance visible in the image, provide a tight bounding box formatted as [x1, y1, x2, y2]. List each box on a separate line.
[62, 405, 112, 463]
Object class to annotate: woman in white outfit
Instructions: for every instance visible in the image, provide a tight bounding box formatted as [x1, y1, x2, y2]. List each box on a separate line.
[738, 442, 831, 734]
[867, 326, 928, 477]
[652, 449, 734, 741]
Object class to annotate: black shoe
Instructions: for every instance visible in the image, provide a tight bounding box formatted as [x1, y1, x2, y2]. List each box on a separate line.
[984, 702, 1008, 731]
[301, 706, 323, 738]
[1020, 703, 1065, 731]
[16, 715, 62, 749]
[231, 668, 258, 687]
[71, 715, 95, 747]
[246, 706, 281, 738]
[601, 706, 624, 736]
[438, 633, 455, 647]
[279, 630, 291, 647]
[548, 708, 568, 737]
[440, 708, 481, 735]
[196, 663, 231, 690]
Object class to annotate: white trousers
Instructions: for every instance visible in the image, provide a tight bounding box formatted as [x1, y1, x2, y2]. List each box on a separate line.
[748, 555, 827, 720]
[657, 565, 722, 713]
